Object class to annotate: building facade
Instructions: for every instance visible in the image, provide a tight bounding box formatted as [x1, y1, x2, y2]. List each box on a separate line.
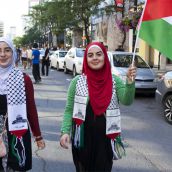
[92, 0, 171, 70]
[91, 0, 129, 51]
[0, 21, 4, 37]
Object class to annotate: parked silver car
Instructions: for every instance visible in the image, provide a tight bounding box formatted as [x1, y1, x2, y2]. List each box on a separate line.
[64, 47, 85, 76]
[107, 51, 157, 93]
[155, 71, 172, 124]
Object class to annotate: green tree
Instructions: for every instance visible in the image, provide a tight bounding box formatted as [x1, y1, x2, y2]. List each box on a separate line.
[31, 0, 104, 44]
[29, 1, 75, 46]
[13, 37, 23, 48]
[68, 0, 104, 44]
[23, 25, 42, 45]
[23, 0, 108, 46]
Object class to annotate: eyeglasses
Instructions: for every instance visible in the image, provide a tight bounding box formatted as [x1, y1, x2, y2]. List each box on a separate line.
[0, 47, 12, 55]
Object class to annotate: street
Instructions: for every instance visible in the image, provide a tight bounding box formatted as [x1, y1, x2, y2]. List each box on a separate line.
[23, 67, 172, 172]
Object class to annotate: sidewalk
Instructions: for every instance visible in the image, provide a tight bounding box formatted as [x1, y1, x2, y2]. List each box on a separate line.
[152, 67, 167, 78]
[152, 68, 172, 78]
[153, 64, 172, 77]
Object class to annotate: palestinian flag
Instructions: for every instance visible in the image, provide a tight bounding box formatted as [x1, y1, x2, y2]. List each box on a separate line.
[139, 0, 172, 60]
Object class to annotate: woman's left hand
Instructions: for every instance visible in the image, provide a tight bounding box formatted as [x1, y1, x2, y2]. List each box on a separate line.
[126, 65, 137, 83]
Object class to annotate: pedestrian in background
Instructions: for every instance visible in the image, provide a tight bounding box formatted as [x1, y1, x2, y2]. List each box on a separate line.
[60, 42, 136, 172]
[17, 47, 21, 62]
[15, 47, 21, 67]
[21, 46, 28, 70]
[32, 43, 41, 84]
[41, 44, 50, 76]
[27, 46, 32, 69]
[0, 37, 45, 172]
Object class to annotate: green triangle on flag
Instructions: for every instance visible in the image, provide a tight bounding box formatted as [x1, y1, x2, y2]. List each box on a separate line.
[139, 0, 172, 60]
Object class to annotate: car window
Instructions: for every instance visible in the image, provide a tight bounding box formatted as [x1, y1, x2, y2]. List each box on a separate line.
[164, 71, 172, 78]
[76, 48, 85, 57]
[112, 54, 149, 68]
[135, 56, 149, 68]
[68, 50, 73, 57]
[59, 52, 67, 58]
[49, 50, 54, 55]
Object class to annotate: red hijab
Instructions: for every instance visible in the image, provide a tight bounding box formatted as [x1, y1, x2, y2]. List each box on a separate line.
[82, 42, 112, 116]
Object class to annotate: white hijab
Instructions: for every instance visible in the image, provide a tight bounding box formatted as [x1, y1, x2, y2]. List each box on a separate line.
[0, 37, 17, 95]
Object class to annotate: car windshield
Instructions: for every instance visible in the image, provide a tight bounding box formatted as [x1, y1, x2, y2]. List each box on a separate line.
[112, 54, 149, 68]
[76, 48, 85, 57]
[49, 50, 54, 55]
[59, 52, 67, 58]
[164, 71, 172, 79]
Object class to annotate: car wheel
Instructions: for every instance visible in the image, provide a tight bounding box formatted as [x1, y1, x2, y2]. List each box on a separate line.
[163, 95, 172, 125]
[64, 63, 68, 74]
[73, 66, 77, 77]
[56, 62, 59, 71]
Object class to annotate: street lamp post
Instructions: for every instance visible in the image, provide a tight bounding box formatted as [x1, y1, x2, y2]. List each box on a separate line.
[132, 0, 138, 51]
[134, 0, 138, 11]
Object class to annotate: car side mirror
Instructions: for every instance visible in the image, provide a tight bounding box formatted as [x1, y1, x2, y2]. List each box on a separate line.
[69, 54, 74, 58]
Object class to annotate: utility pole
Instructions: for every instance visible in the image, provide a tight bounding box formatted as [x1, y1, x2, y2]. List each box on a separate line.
[134, 0, 138, 11]
[132, 0, 138, 52]
[122, 0, 125, 17]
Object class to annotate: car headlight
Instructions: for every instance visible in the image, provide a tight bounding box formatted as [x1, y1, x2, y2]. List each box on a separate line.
[164, 79, 172, 88]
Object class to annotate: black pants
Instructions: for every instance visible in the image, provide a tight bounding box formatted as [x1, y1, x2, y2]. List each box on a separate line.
[72, 102, 113, 172]
[42, 61, 49, 76]
[32, 64, 41, 82]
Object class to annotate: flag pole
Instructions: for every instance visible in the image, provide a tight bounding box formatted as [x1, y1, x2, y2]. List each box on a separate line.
[132, 0, 148, 66]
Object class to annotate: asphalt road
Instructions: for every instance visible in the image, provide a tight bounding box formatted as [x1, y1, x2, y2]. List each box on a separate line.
[22, 67, 172, 172]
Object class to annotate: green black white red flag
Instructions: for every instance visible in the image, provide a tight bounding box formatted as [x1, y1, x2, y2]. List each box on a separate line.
[139, 0, 172, 60]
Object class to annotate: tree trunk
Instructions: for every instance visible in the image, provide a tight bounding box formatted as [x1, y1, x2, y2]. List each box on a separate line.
[134, 0, 138, 11]
[84, 19, 90, 46]
[121, 29, 126, 49]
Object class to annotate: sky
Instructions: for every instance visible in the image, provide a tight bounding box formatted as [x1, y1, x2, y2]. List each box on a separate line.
[0, 0, 29, 36]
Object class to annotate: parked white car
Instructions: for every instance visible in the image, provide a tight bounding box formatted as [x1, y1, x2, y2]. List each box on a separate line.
[49, 50, 67, 70]
[64, 47, 85, 76]
[107, 51, 157, 94]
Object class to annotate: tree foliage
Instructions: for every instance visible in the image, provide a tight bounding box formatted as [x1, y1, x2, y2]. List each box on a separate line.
[13, 37, 23, 48]
[23, 0, 106, 46]
[67, 0, 105, 43]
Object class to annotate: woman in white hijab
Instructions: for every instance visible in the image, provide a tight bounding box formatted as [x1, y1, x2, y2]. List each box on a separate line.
[0, 37, 45, 172]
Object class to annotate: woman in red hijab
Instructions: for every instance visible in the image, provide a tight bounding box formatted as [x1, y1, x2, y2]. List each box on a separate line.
[60, 42, 136, 172]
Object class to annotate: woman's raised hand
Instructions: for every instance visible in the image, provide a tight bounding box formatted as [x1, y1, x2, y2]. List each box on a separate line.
[126, 65, 137, 83]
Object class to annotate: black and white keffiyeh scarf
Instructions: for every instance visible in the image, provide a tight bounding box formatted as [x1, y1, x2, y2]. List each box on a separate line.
[7, 67, 28, 167]
[73, 75, 125, 160]
[73, 75, 121, 141]
[7, 67, 28, 136]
